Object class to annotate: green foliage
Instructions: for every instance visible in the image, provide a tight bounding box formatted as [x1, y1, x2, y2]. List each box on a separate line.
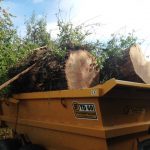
[0, 4, 38, 95]
[56, 11, 91, 50]
[57, 21, 91, 50]
[83, 40, 106, 68]
[25, 12, 51, 47]
[100, 32, 139, 82]
[0, 5, 16, 78]
[104, 32, 138, 57]
[55, 14, 105, 67]
[0, 3, 19, 95]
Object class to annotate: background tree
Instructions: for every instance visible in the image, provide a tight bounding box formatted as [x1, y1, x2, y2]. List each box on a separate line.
[25, 12, 51, 47]
[0, 3, 18, 80]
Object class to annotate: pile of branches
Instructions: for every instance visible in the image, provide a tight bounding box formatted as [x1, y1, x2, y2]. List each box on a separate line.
[7, 44, 145, 94]
[8, 46, 68, 93]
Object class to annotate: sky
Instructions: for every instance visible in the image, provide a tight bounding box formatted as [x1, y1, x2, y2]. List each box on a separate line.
[2, 0, 150, 56]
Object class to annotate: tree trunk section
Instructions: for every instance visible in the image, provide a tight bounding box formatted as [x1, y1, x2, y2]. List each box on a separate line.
[65, 50, 100, 89]
[130, 44, 150, 84]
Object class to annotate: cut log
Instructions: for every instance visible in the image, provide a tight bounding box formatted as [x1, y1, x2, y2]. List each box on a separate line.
[130, 44, 150, 83]
[119, 45, 144, 82]
[65, 50, 100, 89]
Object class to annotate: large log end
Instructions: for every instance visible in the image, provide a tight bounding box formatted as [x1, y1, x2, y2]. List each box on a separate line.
[65, 50, 100, 89]
[130, 44, 150, 84]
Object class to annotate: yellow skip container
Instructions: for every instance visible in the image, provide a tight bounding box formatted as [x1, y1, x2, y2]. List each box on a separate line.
[1, 78, 150, 150]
